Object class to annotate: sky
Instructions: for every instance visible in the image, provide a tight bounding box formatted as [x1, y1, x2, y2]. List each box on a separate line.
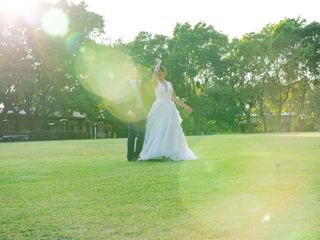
[2, 0, 320, 42]
[53, 0, 320, 42]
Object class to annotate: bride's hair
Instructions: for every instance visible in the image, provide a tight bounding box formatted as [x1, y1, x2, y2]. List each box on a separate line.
[152, 65, 166, 73]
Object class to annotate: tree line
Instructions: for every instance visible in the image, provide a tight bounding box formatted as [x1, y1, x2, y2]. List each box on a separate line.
[1, 0, 319, 137]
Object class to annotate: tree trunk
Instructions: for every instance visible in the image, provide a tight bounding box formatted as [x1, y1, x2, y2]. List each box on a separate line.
[258, 98, 269, 133]
[245, 111, 253, 133]
[276, 104, 282, 132]
[194, 115, 202, 135]
[316, 114, 320, 131]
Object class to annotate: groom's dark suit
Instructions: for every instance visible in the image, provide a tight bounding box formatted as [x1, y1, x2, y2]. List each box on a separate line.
[126, 77, 153, 161]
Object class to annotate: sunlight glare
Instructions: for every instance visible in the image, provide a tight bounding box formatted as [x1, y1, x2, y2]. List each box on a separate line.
[0, 0, 40, 25]
[41, 8, 69, 37]
[75, 46, 153, 123]
[262, 213, 271, 223]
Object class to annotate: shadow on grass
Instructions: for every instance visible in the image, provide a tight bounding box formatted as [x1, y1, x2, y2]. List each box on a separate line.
[129, 157, 190, 163]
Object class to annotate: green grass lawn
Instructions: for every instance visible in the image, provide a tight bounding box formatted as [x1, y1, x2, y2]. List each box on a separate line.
[1, 132, 320, 240]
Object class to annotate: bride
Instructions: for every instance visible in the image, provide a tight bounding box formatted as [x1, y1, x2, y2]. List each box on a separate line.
[139, 58, 197, 161]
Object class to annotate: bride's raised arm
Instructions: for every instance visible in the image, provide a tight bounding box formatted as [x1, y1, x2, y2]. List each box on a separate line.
[151, 58, 161, 88]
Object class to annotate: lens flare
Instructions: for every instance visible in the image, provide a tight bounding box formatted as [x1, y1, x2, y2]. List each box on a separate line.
[75, 45, 154, 122]
[41, 8, 69, 37]
[66, 32, 84, 54]
[262, 213, 271, 223]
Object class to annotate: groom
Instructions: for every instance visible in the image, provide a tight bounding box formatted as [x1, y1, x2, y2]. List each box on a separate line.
[126, 66, 153, 161]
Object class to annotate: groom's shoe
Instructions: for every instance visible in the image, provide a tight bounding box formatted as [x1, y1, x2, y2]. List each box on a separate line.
[128, 157, 138, 161]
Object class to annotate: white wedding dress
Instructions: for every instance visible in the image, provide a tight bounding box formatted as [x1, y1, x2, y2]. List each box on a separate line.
[139, 81, 197, 161]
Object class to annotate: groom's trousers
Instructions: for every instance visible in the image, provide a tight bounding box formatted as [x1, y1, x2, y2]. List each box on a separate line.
[127, 119, 146, 161]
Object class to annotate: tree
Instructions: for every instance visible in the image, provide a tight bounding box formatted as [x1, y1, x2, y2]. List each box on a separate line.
[126, 32, 170, 68]
[268, 18, 306, 131]
[224, 34, 264, 132]
[0, 0, 105, 130]
[296, 21, 320, 130]
[167, 22, 228, 134]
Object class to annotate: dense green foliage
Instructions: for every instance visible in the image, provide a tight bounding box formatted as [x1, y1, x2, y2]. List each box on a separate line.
[1, 1, 319, 135]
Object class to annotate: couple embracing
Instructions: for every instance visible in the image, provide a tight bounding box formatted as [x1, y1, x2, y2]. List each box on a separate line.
[126, 58, 197, 162]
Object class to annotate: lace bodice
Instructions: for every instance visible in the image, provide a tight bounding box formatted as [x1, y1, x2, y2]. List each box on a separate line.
[154, 81, 172, 101]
